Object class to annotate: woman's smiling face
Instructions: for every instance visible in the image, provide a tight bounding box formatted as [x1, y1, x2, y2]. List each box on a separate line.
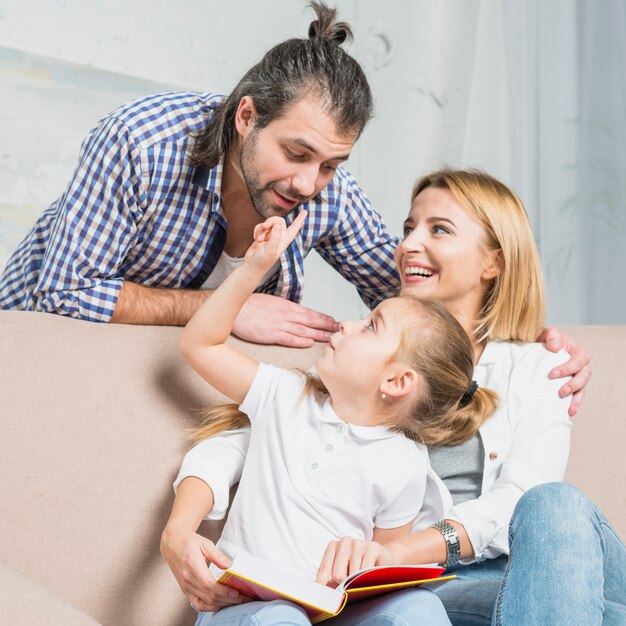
[395, 186, 501, 326]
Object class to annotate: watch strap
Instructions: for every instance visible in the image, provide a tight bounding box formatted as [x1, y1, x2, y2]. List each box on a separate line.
[431, 520, 461, 568]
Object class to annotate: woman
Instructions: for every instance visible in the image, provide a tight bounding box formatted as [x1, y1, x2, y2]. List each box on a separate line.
[161, 169, 619, 623]
[315, 169, 626, 625]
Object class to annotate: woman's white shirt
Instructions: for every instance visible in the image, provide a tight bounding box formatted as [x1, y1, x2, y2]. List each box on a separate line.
[174, 341, 572, 563]
[414, 341, 572, 562]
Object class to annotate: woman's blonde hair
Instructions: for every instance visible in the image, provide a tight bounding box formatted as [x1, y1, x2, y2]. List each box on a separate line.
[191, 296, 498, 448]
[411, 168, 545, 342]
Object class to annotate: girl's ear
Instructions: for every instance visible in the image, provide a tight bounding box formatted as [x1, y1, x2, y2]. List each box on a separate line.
[380, 366, 420, 399]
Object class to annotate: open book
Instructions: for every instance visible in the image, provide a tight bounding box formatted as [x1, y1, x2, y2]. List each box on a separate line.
[213, 552, 455, 623]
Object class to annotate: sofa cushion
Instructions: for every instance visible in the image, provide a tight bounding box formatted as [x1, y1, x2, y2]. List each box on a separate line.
[0, 562, 100, 625]
[0, 311, 623, 626]
[0, 311, 323, 626]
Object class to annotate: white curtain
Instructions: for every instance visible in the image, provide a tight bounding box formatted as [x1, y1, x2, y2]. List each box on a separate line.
[463, 0, 626, 324]
[575, 0, 626, 323]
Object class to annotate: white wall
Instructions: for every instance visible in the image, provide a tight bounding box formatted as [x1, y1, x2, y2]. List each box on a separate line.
[1, 0, 624, 323]
[0, 0, 482, 321]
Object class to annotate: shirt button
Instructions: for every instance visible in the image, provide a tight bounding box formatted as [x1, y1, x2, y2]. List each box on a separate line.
[489, 451, 498, 461]
[324, 444, 333, 452]
[336, 425, 344, 434]
[311, 463, 318, 470]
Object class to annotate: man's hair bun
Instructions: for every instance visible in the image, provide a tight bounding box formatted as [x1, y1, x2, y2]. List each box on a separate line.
[307, 1, 353, 46]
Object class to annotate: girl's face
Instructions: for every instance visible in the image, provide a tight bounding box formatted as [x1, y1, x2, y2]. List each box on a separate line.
[395, 187, 500, 326]
[315, 298, 407, 401]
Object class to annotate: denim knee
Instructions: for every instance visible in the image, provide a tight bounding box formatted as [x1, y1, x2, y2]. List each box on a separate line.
[199, 600, 311, 626]
[378, 587, 448, 620]
[253, 600, 311, 625]
[511, 482, 599, 538]
[334, 588, 450, 626]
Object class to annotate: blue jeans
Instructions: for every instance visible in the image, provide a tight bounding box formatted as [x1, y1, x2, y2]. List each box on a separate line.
[194, 587, 451, 625]
[195, 484, 625, 625]
[434, 483, 626, 625]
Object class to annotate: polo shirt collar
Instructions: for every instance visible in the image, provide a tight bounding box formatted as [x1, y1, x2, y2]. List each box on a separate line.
[321, 398, 398, 441]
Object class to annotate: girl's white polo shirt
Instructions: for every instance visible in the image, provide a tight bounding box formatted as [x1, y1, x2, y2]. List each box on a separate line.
[213, 363, 429, 581]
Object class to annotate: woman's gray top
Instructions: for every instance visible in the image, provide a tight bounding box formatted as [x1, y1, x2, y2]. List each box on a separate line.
[428, 433, 485, 505]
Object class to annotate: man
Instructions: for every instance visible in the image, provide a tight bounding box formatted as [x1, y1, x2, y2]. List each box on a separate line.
[0, 1, 398, 347]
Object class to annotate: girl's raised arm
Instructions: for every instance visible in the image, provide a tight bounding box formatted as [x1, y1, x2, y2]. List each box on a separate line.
[179, 213, 307, 404]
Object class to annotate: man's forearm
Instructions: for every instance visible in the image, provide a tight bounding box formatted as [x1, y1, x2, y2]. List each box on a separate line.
[111, 281, 213, 326]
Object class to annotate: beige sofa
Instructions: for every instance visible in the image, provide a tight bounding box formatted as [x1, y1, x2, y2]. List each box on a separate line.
[1, 310, 624, 626]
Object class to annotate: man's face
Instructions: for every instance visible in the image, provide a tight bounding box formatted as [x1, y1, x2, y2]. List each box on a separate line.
[239, 95, 357, 218]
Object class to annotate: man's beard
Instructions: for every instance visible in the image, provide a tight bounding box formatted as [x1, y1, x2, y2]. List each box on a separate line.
[240, 129, 307, 218]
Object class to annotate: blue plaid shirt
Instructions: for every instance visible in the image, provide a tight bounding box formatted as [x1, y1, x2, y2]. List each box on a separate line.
[0, 92, 400, 322]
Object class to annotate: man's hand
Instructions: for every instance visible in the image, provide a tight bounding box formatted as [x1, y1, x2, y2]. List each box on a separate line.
[233, 293, 339, 348]
[540, 327, 592, 417]
[160, 526, 249, 612]
[315, 537, 396, 588]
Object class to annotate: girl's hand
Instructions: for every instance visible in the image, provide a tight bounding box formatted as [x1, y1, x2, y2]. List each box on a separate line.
[160, 527, 250, 612]
[244, 211, 307, 274]
[315, 537, 396, 588]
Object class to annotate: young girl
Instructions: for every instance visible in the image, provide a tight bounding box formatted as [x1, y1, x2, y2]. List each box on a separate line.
[169, 211, 497, 625]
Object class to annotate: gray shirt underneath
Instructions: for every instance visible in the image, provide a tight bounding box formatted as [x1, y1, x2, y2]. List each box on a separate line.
[428, 434, 485, 506]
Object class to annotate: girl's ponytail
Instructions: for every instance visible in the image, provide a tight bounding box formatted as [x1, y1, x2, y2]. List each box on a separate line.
[190, 404, 250, 446]
[390, 297, 499, 446]
[431, 387, 499, 447]
[190, 371, 328, 446]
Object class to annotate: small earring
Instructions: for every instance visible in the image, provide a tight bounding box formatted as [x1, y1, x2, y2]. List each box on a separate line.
[381, 393, 387, 400]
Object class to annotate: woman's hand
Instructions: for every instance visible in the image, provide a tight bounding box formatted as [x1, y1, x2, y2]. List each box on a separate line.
[315, 537, 397, 588]
[540, 327, 592, 417]
[160, 526, 249, 612]
[244, 212, 307, 275]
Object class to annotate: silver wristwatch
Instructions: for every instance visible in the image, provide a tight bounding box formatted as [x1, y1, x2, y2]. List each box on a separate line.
[431, 520, 461, 568]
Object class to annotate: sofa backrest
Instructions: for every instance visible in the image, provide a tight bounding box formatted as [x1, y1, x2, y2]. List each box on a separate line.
[0, 311, 624, 626]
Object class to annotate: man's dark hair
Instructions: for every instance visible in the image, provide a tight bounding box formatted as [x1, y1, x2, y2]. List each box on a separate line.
[190, 1, 374, 169]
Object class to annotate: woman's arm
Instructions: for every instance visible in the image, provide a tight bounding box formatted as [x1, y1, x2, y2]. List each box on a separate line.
[383, 520, 473, 566]
[173, 428, 251, 520]
[160, 477, 248, 612]
[161, 429, 251, 607]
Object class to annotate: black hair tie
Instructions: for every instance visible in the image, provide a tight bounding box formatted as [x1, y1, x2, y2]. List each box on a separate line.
[459, 380, 478, 408]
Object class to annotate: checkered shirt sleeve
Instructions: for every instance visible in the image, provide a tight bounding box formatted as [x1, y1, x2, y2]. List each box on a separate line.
[314, 169, 401, 309]
[27, 115, 142, 321]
